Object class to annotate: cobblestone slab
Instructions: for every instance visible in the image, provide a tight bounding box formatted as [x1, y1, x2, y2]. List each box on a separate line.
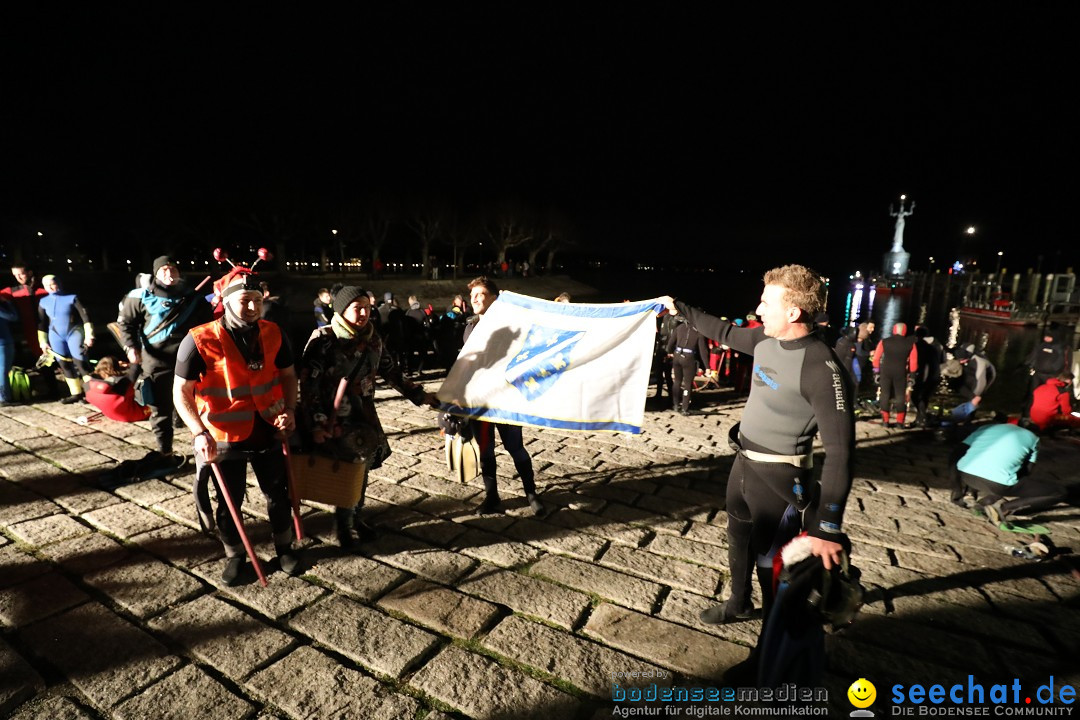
[114, 478, 187, 507]
[0, 636, 44, 715]
[452, 527, 544, 568]
[826, 635, 968, 689]
[410, 645, 580, 720]
[83, 553, 204, 619]
[0, 482, 62, 527]
[8, 695, 96, 720]
[403, 472, 483, 501]
[18, 602, 181, 709]
[0, 571, 89, 628]
[131, 523, 225, 568]
[530, 554, 663, 612]
[545, 507, 651, 547]
[48, 484, 123, 515]
[0, 544, 50, 589]
[599, 544, 721, 596]
[247, 645, 421, 720]
[364, 480, 428, 506]
[364, 532, 476, 585]
[192, 560, 327, 621]
[583, 603, 749, 680]
[0, 452, 71, 484]
[888, 595, 1050, 651]
[377, 578, 501, 639]
[113, 663, 255, 720]
[505, 517, 608, 561]
[306, 551, 409, 602]
[81, 501, 169, 539]
[152, 492, 201, 529]
[396, 514, 470, 546]
[656, 589, 762, 647]
[290, 594, 439, 677]
[149, 594, 294, 681]
[457, 564, 591, 630]
[484, 615, 672, 698]
[35, 531, 130, 574]
[643, 533, 726, 570]
[7, 513, 92, 547]
[681, 520, 729, 547]
[0, 418, 49, 442]
[841, 613, 998, 672]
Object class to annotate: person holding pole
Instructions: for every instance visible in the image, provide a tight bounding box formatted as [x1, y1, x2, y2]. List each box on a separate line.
[174, 267, 301, 586]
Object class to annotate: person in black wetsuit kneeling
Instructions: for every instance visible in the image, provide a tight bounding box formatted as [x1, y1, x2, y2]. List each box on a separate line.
[660, 264, 855, 681]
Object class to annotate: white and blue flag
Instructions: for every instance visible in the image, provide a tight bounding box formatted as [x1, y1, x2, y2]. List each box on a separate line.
[437, 292, 665, 434]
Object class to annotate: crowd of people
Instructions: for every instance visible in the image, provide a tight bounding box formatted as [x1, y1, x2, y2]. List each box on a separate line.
[3, 255, 1077, 689]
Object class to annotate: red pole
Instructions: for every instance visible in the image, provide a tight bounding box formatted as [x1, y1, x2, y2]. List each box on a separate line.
[209, 462, 268, 588]
[281, 441, 304, 539]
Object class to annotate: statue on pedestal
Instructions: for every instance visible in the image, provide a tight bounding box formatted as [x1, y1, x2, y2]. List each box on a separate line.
[884, 196, 914, 277]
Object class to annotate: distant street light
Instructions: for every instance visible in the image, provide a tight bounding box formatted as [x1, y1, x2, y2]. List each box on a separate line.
[966, 226, 976, 235]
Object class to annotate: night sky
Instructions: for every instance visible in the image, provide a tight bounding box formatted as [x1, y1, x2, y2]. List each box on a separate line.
[3, 6, 1076, 281]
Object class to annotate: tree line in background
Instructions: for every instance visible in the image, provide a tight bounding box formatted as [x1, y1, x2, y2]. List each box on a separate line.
[0, 195, 578, 280]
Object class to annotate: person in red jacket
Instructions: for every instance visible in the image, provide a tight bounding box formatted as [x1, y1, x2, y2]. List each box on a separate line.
[1028, 372, 1080, 433]
[85, 356, 152, 422]
[872, 322, 919, 427]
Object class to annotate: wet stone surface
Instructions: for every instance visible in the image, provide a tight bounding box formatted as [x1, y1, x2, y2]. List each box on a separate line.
[2, 392, 1079, 717]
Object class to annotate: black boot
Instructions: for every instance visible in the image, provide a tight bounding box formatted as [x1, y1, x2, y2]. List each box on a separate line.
[335, 508, 355, 549]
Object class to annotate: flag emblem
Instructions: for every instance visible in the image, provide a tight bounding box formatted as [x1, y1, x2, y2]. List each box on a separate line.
[505, 325, 584, 401]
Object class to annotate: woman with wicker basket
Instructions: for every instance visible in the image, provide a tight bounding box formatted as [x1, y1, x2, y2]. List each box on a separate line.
[299, 285, 439, 548]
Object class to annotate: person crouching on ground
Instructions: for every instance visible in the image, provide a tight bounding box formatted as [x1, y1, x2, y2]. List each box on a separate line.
[299, 285, 439, 548]
[85, 356, 151, 422]
[949, 418, 1068, 525]
[174, 269, 302, 585]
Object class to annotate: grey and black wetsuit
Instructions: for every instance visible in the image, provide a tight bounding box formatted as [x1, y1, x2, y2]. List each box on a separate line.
[674, 301, 855, 616]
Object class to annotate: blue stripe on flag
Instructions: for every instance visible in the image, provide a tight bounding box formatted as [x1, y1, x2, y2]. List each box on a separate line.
[497, 292, 665, 319]
[440, 404, 643, 434]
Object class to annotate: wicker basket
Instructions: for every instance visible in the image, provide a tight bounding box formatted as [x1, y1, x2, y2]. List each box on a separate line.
[289, 452, 368, 508]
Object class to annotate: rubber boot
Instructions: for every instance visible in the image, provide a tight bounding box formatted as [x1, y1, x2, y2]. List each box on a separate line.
[895, 412, 906, 427]
[881, 411, 891, 427]
[335, 506, 355, 549]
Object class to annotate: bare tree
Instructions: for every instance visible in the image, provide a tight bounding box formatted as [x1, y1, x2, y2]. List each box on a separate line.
[441, 208, 480, 280]
[359, 199, 394, 280]
[483, 201, 535, 266]
[405, 198, 447, 279]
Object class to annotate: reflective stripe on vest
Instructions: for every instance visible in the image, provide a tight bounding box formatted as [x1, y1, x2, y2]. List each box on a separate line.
[190, 319, 285, 443]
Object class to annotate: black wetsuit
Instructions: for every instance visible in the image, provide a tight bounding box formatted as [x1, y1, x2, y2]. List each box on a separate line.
[675, 301, 855, 619]
[666, 320, 709, 413]
[873, 333, 917, 425]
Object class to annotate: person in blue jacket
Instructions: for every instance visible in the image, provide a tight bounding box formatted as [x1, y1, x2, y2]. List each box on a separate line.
[38, 274, 94, 403]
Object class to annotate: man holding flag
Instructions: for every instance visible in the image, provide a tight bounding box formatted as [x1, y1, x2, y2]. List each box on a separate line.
[661, 264, 855, 681]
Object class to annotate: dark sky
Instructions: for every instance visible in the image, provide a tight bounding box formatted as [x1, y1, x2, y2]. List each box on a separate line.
[3, 6, 1076, 279]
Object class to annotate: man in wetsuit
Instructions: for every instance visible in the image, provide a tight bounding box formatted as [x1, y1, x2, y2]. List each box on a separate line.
[871, 322, 918, 428]
[661, 264, 855, 671]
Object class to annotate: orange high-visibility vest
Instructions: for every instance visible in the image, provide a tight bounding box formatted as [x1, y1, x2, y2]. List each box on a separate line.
[190, 320, 285, 442]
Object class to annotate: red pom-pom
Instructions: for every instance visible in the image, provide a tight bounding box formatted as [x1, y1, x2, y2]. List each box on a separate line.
[213, 248, 229, 262]
[257, 248, 272, 261]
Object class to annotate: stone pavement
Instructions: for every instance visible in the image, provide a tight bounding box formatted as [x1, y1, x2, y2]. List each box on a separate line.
[1, 383, 1079, 719]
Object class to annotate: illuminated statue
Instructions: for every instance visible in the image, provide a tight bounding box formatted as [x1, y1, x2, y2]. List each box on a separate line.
[889, 196, 915, 253]
[883, 196, 914, 277]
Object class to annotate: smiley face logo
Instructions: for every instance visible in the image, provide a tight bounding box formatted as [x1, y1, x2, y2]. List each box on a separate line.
[848, 678, 876, 708]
